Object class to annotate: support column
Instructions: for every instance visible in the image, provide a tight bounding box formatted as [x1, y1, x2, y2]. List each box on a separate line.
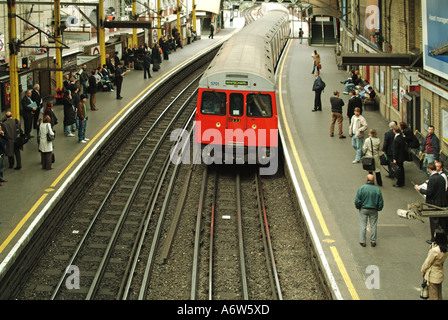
[157, 0, 162, 41]
[177, 0, 181, 36]
[98, 0, 106, 67]
[132, 0, 137, 46]
[192, 0, 196, 35]
[7, 0, 19, 119]
[54, 0, 63, 96]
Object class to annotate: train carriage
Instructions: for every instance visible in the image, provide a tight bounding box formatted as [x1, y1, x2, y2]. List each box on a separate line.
[195, 5, 290, 164]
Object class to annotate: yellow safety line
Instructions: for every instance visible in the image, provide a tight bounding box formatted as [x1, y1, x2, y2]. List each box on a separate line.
[0, 73, 161, 254]
[330, 246, 360, 300]
[0, 193, 48, 253]
[278, 39, 359, 300]
[0, 42, 229, 256]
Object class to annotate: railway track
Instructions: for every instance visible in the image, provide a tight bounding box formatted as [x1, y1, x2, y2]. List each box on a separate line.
[190, 166, 282, 300]
[8, 46, 329, 301]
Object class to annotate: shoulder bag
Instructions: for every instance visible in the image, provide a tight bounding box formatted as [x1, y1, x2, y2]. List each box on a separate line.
[46, 124, 55, 141]
[362, 138, 375, 171]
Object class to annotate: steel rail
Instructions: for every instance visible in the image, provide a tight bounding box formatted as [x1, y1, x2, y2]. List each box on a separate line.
[255, 173, 283, 300]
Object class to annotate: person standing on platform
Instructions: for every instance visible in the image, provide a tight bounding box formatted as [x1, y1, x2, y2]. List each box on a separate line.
[355, 174, 384, 247]
[392, 125, 407, 187]
[43, 101, 58, 130]
[152, 44, 162, 72]
[115, 61, 125, 100]
[421, 230, 448, 300]
[420, 125, 440, 177]
[3, 111, 22, 170]
[88, 70, 99, 111]
[38, 115, 54, 170]
[0, 124, 7, 185]
[329, 90, 346, 138]
[347, 90, 362, 125]
[79, 64, 89, 97]
[415, 162, 448, 243]
[311, 72, 324, 112]
[21, 90, 36, 139]
[209, 23, 214, 39]
[311, 50, 320, 74]
[362, 129, 382, 186]
[77, 94, 88, 143]
[143, 52, 152, 80]
[62, 90, 76, 137]
[349, 107, 368, 164]
[31, 84, 43, 135]
[298, 28, 303, 44]
[382, 121, 397, 178]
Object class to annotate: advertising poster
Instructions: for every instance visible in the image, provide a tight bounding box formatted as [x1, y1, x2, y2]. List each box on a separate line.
[359, 0, 380, 48]
[423, 99, 431, 131]
[443, 108, 448, 145]
[422, 0, 448, 79]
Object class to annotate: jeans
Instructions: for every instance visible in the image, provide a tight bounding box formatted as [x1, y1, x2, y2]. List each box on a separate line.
[352, 136, 364, 161]
[424, 153, 435, 177]
[78, 119, 87, 141]
[359, 208, 378, 243]
[64, 123, 76, 135]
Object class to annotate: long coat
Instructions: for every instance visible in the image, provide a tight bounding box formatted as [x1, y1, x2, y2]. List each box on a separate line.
[2, 118, 19, 156]
[362, 136, 381, 173]
[422, 245, 448, 284]
[62, 97, 76, 126]
[393, 134, 408, 163]
[39, 122, 54, 153]
[420, 172, 448, 207]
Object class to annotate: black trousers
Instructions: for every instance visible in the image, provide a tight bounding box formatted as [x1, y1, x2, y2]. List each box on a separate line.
[8, 147, 21, 168]
[23, 113, 33, 137]
[116, 80, 123, 98]
[143, 67, 151, 79]
[314, 90, 322, 110]
[396, 161, 405, 186]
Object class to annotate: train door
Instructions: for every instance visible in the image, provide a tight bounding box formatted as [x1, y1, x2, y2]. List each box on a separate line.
[227, 92, 245, 145]
[246, 92, 275, 147]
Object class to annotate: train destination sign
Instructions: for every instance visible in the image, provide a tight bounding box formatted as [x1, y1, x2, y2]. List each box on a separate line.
[226, 80, 249, 86]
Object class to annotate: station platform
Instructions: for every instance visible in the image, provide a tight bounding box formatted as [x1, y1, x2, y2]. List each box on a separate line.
[0, 20, 435, 300]
[277, 40, 434, 300]
[0, 22, 240, 276]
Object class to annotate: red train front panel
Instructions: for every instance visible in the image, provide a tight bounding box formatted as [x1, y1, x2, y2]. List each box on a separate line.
[195, 88, 278, 163]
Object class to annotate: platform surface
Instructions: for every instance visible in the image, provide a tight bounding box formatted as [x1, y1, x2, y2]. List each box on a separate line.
[0, 20, 437, 300]
[277, 39, 434, 300]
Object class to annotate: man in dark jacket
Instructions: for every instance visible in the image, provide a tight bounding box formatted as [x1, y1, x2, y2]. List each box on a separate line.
[392, 125, 407, 187]
[347, 90, 363, 124]
[143, 52, 152, 80]
[382, 121, 397, 178]
[420, 125, 440, 177]
[88, 70, 99, 111]
[115, 61, 126, 100]
[21, 90, 36, 139]
[415, 162, 448, 243]
[311, 72, 324, 112]
[329, 90, 346, 138]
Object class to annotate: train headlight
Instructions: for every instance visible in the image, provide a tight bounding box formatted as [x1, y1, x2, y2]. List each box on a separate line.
[252, 124, 257, 129]
[216, 122, 221, 128]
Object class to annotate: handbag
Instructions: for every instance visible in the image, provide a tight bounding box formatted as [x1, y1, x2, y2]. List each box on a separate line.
[46, 124, 55, 141]
[361, 139, 375, 171]
[380, 153, 389, 166]
[420, 279, 429, 299]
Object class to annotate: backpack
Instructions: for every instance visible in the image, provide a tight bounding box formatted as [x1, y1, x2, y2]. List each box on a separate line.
[321, 80, 326, 90]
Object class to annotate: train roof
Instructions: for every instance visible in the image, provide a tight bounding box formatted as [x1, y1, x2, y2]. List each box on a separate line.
[199, 9, 289, 92]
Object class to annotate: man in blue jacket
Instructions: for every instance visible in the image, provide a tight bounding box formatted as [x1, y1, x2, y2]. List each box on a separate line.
[355, 174, 384, 247]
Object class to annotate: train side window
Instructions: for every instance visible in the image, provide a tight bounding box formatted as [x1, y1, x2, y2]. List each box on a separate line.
[229, 93, 244, 117]
[201, 91, 226, 115]
[247, 93, 272, 118]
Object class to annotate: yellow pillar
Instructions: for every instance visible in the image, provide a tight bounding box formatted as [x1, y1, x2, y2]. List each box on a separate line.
[132, 0, 137, 46]
[177, 0, 181, 36]
[192, 0, 196, 34]
[99, 0, 106, 67]
[157, 0, 162, 41]
[54, 0, 63, 95]
[7, 0, 19, 119]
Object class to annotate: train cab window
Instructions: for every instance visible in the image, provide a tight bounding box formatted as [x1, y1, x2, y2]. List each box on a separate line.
[229, 93, 244, 117]
[201, 91, 226, 115]
[247, 93, 272, 118]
